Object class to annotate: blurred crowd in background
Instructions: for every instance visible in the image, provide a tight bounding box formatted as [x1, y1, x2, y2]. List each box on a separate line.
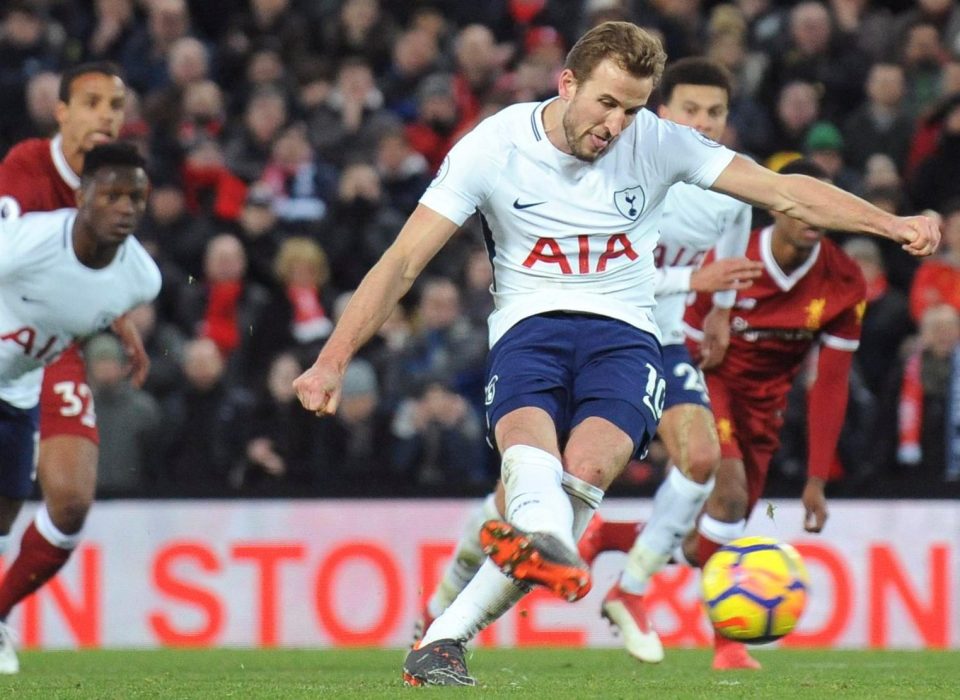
[2, 0, 960, 499]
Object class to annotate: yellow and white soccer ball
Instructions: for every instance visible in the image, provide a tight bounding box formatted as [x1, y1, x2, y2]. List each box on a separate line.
[701, 536, 809, 643]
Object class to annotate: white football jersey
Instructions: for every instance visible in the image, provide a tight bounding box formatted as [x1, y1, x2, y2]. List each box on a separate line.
[653, 183, 751, 345]
[420, 100, 736, 347]
[0, 208, 162, 408]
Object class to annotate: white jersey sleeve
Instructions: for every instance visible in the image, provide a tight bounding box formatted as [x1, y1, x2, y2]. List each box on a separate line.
[652, 175, 749, 346]
[641, 117, 736, 190]
[0, 209, 161, 408]
[653, 265, 694, 297]
[419, 118, 506, 226]
[0, 211, 50, 280]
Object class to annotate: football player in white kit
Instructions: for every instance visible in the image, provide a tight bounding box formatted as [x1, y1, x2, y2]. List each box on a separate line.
[410, 56, 763, 670]
[292, 23, 938, 686]
[0, 143, 160, 668]
[593, 57, 759, 668]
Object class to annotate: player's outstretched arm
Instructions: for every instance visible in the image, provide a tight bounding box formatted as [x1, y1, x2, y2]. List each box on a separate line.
[111, 314, 150, 387]
[294, 204, 459, 415]
[710, 156, 940, 256]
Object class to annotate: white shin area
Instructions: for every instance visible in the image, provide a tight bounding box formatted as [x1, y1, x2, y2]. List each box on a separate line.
[421, 559, 528, 646]
[620, 467, 713, 594]
[426, 493, 500, 618]
[501, 445, 574, 549]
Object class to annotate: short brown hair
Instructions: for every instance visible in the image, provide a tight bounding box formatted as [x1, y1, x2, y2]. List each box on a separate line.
[565, 21, 667, 86]
[274, 237, 330, 287]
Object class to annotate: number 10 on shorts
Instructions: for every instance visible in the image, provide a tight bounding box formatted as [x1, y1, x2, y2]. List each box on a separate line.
[643, 362, 666, 422]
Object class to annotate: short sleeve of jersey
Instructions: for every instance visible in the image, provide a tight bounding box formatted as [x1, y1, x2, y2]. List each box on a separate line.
[0, 216, 30, 278]
[0, 142, 42, 217]
[821, 293, 866, 352]
[646, 117, 736, 190]
[418, 118, 504, 226]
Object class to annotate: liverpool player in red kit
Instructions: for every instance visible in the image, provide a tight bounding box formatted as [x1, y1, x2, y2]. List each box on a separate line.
[680, 158, 865, 669]
[0, 62, 148, 673]
[580, 159, 866, 670]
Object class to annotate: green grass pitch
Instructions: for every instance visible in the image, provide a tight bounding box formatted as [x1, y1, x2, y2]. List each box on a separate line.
[2, 648, 958, 698]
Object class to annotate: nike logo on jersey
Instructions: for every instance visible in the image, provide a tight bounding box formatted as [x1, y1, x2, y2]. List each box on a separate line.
[20, 295, 42, 303]
[513, 198, 546, 210]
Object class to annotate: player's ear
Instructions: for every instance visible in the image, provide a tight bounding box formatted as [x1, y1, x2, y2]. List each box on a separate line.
[54, 99, 70, 128]
[558, 69, 577, 101]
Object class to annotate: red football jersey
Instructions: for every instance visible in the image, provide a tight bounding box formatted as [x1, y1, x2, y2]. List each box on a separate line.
[684, 225, 866, 401]
[0, 136, 79, 215]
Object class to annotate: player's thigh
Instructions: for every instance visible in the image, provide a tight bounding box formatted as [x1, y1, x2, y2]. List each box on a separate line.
[658, 403, 720, 480]
[494, 406, 561, 458]
[567, 319, 664, 484]
[564, 416, 636, 489]
[37, 435, 98, 510]
[485, 314, 576, 455]
[0, 401, 39, 532]
[40, 348, 100, 446]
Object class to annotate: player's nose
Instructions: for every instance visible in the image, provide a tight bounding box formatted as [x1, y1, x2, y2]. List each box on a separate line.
[605, 111, 626, 138]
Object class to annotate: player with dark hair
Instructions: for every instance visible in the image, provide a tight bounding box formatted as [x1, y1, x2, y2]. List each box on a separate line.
[292, 21, 936, 686]
[679, 156, 867, 669]
[0, 62, 149, 673]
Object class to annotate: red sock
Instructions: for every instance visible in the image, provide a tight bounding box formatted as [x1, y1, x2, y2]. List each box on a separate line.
[697, 531, 724, 570]
[598, 520, 643, 554]
[0, 522, 73, 619]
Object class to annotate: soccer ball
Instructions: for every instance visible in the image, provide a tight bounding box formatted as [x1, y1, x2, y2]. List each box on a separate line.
[701, 536, 809, 644]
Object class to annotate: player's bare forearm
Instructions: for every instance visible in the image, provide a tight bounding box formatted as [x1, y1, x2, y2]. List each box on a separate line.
[111, 313, 150, 387]
[296, 206, 458, 415]
[314, 205, 458, 370]
[315, 250, 415, 371]
[699, 305, 731, 369]
[711, 156, 940, 255]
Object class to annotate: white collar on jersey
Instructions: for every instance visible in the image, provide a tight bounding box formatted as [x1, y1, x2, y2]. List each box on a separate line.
[50, 134, 81, 191]
[760, 224, 821, 291]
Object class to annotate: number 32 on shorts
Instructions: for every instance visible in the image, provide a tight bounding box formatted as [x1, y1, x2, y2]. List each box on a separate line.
[643, 362, 666, 422]
[53, 380, 97, 428]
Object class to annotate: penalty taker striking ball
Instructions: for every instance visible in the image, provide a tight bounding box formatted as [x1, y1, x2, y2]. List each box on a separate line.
[701, 536, 809, 643]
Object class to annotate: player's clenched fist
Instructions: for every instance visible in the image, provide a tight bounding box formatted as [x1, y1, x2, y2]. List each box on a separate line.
[891, 214, 940, 257]
[293, 360, 343, 416]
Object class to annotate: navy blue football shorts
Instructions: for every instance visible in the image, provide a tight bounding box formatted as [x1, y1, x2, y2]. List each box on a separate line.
[0, 398, 39, 500]
[661, 343, 711, 411]
[484, 312, 664, 456]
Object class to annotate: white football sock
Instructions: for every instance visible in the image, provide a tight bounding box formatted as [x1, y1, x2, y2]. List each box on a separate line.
[420, 559, 528, 645]
[672, 541, 695, 567]
[501, 445, 574, 550]
[36, 504, 82, 549]
[698, 513, 746, 545]
[0, 534, 9, 556]
[561, 472, 604, 541]
[620, 467, 713, 594]
[426, 493, 500, 618]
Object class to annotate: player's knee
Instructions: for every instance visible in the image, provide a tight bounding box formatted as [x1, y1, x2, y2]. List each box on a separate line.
[46, 498, 91, 535]
[708, 482, 748, 522]
[683, 440, 721, 483]
[562, 452, 610, 490]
